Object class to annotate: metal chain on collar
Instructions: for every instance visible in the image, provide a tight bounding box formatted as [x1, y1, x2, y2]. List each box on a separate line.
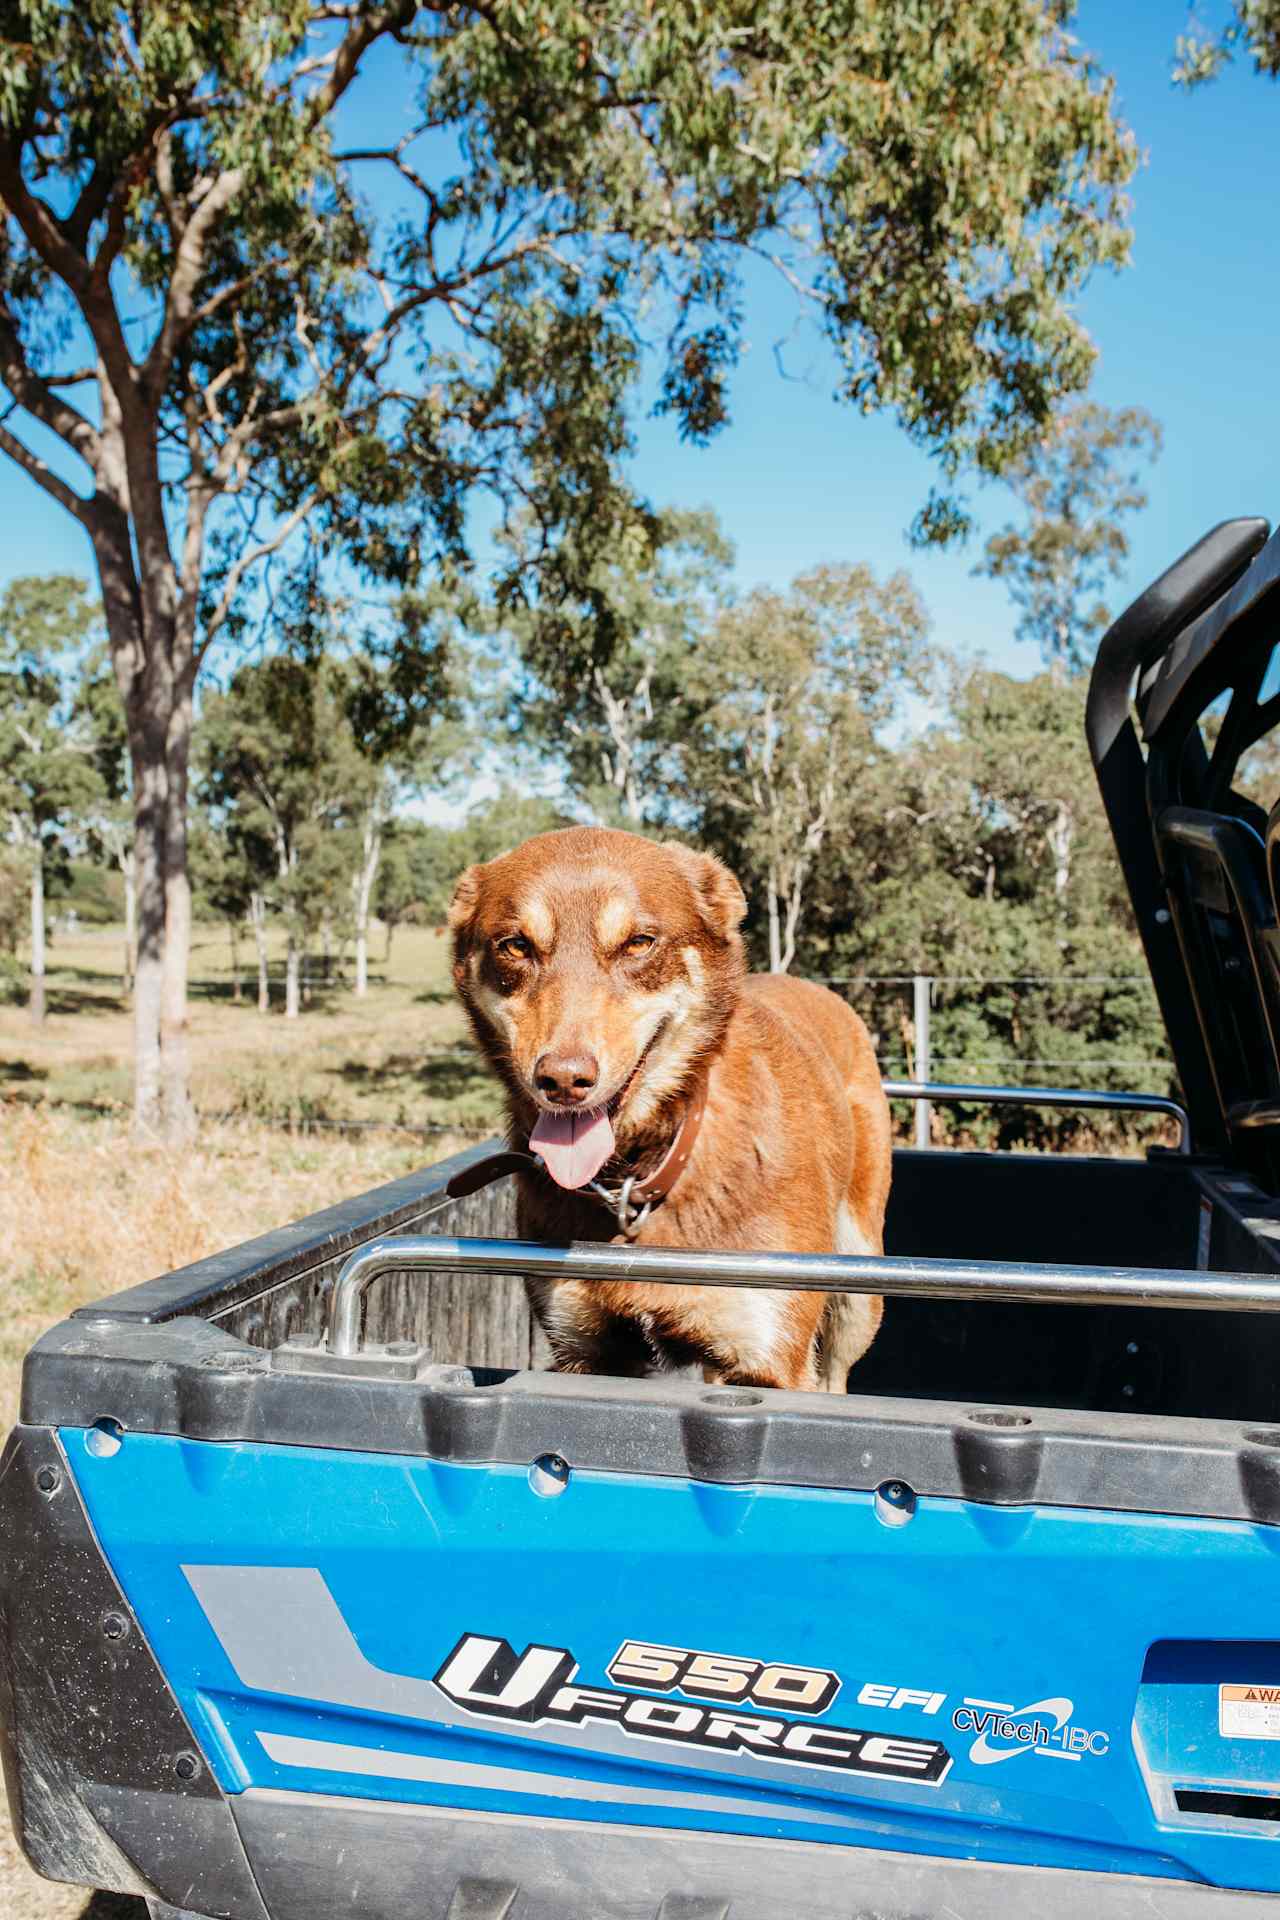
[585, 1173, 654, 1240]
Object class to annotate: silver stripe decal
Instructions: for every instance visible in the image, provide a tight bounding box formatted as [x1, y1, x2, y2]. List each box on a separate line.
[256, 1730, 856, 1829]
[184, 1564, 945, 1807]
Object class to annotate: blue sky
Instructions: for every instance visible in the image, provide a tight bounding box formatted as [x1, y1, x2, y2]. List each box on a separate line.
[2, 5, 1277, 696]
[619, 5, 1280, 675]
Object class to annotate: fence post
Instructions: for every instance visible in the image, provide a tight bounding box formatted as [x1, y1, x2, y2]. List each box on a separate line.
[913, 974, 933, 1148]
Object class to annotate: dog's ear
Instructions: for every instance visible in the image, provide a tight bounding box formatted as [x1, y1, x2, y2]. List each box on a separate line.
[447, 864, 483, 943]
[666, 844, 747, 940]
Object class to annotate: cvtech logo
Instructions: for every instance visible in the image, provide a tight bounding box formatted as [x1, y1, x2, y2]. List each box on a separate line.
[952, 1696, 1110, 1765]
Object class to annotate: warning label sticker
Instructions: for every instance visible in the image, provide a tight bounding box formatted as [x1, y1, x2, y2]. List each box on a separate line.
[1220, 1685, 1280, 1740]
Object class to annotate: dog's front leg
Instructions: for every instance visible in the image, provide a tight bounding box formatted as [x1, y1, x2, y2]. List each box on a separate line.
[524, 1276, 654, 1378]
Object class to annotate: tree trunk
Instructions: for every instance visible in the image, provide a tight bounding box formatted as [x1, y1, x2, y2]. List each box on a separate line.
[1047, 801, 1074, 902]
[301, 942, 312, 1007]
[766, 862, 783, 973]
[121, 846, 136, 999]
[123, 645, 195, 1143]
[28, 841, 45, 1025]
[779, 878, 803, 975]
[250, 892, 269, 1012]
[228, 920, 242, 1001]
[352, 816, 382, 997]
[384, 918, 396, 965]
[285, 932, 301, 1019]
[131, 728, 167, 1136]
[159, 705, 195, 1141]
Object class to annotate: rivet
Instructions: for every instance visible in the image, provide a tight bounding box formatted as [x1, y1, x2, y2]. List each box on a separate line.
[100, 1610, 130, 1642]
[173, 1751, 201, 1781]
[874, 1479, 917, 1528]
[85, 1418, 124, 1459]
[529, 1453, 571, 1498]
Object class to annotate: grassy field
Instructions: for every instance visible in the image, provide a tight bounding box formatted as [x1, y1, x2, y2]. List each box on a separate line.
[0, 919, 492, 1919]
[0, 919, 503, 1131]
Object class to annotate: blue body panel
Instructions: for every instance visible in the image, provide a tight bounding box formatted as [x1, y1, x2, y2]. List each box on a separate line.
[62, 1425, 1280, 1894]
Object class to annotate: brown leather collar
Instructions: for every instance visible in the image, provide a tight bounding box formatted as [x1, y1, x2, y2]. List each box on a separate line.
[446, 1072, 708, 1235]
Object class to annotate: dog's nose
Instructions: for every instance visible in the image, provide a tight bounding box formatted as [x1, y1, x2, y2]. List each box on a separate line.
[534, 1049, 600, 1104]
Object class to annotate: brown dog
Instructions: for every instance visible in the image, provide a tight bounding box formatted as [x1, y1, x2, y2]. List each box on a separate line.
[449, 827, 890, 1391]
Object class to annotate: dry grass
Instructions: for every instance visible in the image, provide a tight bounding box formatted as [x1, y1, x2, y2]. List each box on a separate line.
[0, 920, 504, 1132]
[0, 920, 495, 1919]
[0, 1104, 474, 1920]
[0, 1104, 475, 1431]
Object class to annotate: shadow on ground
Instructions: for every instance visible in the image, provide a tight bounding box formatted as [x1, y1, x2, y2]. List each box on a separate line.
[44, 988, 126, 1017]
[335, 1051, 492, 1102]
[80, 1896, 145, 1919]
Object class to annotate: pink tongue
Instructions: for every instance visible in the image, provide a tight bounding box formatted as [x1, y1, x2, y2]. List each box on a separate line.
[530, 1106, 616, 1190]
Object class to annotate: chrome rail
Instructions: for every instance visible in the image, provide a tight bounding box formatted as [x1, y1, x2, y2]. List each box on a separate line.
[881, 1079, 1191, 1154]
[326, 1234, 1280, 1359]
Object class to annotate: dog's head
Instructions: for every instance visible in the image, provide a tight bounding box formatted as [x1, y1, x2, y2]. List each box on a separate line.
[449, 828, 746, 1188]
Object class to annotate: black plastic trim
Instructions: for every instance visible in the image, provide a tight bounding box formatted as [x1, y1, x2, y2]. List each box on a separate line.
[231, 1787, 1280, 1920]
[1142, 524, 1280, 746]
[1175, 1790, 1280, 1823]
[0, 1425, 267, 1915]
[1085, 516, 1268, 767]
[18, 1305, 1280, 1524]
[1086, 518, 1270, 1155]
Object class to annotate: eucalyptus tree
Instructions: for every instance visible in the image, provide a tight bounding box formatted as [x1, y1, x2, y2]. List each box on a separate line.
[500, 508, 732, 826]
[976, 403, 1162, 677]
[0, 575, 103, 1021]
[683, 565, 931, 973]
[0, 0, 1134, 1133]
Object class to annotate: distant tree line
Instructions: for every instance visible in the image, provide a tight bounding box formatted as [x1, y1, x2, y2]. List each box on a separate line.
[1, 400, 1193, 1141]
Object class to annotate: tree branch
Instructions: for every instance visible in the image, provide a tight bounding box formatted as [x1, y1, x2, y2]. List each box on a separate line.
[0, 140, 137, 402]
[200, 493, 319, 650]
[142, 167, 247, 399]
[0, 422, 94, 527]
[308, 0, 418, 123]
[0, 297, 100, 464]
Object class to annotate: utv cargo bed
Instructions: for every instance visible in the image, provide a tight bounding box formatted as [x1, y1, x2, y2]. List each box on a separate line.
[11, 516, 1280, 1917]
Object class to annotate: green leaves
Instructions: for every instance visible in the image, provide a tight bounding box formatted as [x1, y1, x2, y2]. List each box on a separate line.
[0, 573, 106, 852]
[1173, 5, 1280, 87]
[0, 0, 1138, 650]
[975, 401, 1162, 674]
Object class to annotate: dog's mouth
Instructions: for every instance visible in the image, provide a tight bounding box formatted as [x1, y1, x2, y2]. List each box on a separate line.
[528, 1023, 668, 1192]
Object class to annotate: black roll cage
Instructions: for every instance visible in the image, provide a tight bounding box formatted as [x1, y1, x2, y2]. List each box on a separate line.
[1087, 515, 1280, 1167]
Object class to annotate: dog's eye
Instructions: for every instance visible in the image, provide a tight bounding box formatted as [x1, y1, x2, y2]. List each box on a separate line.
[623, 933, 657, 955]
[497, 934, 533, 960]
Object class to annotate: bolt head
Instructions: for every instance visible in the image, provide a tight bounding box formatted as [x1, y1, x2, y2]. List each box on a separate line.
[100, 1611, 129, 1642]
[173, 1751, 201, 1782]
[34, 1464, 61, 1496]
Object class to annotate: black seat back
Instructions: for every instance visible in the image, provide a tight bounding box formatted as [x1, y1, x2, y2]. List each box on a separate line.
[1156, 806, 1280, 1178]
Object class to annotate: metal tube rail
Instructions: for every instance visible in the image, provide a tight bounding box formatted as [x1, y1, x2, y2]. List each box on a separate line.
[327, 1234, 1280, 1358]
[881, 1079, 1191, 1153]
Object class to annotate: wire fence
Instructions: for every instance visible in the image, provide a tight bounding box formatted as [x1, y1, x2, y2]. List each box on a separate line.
[170, 970, 1180, 1153]
[814, 972, 1177, 1149]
